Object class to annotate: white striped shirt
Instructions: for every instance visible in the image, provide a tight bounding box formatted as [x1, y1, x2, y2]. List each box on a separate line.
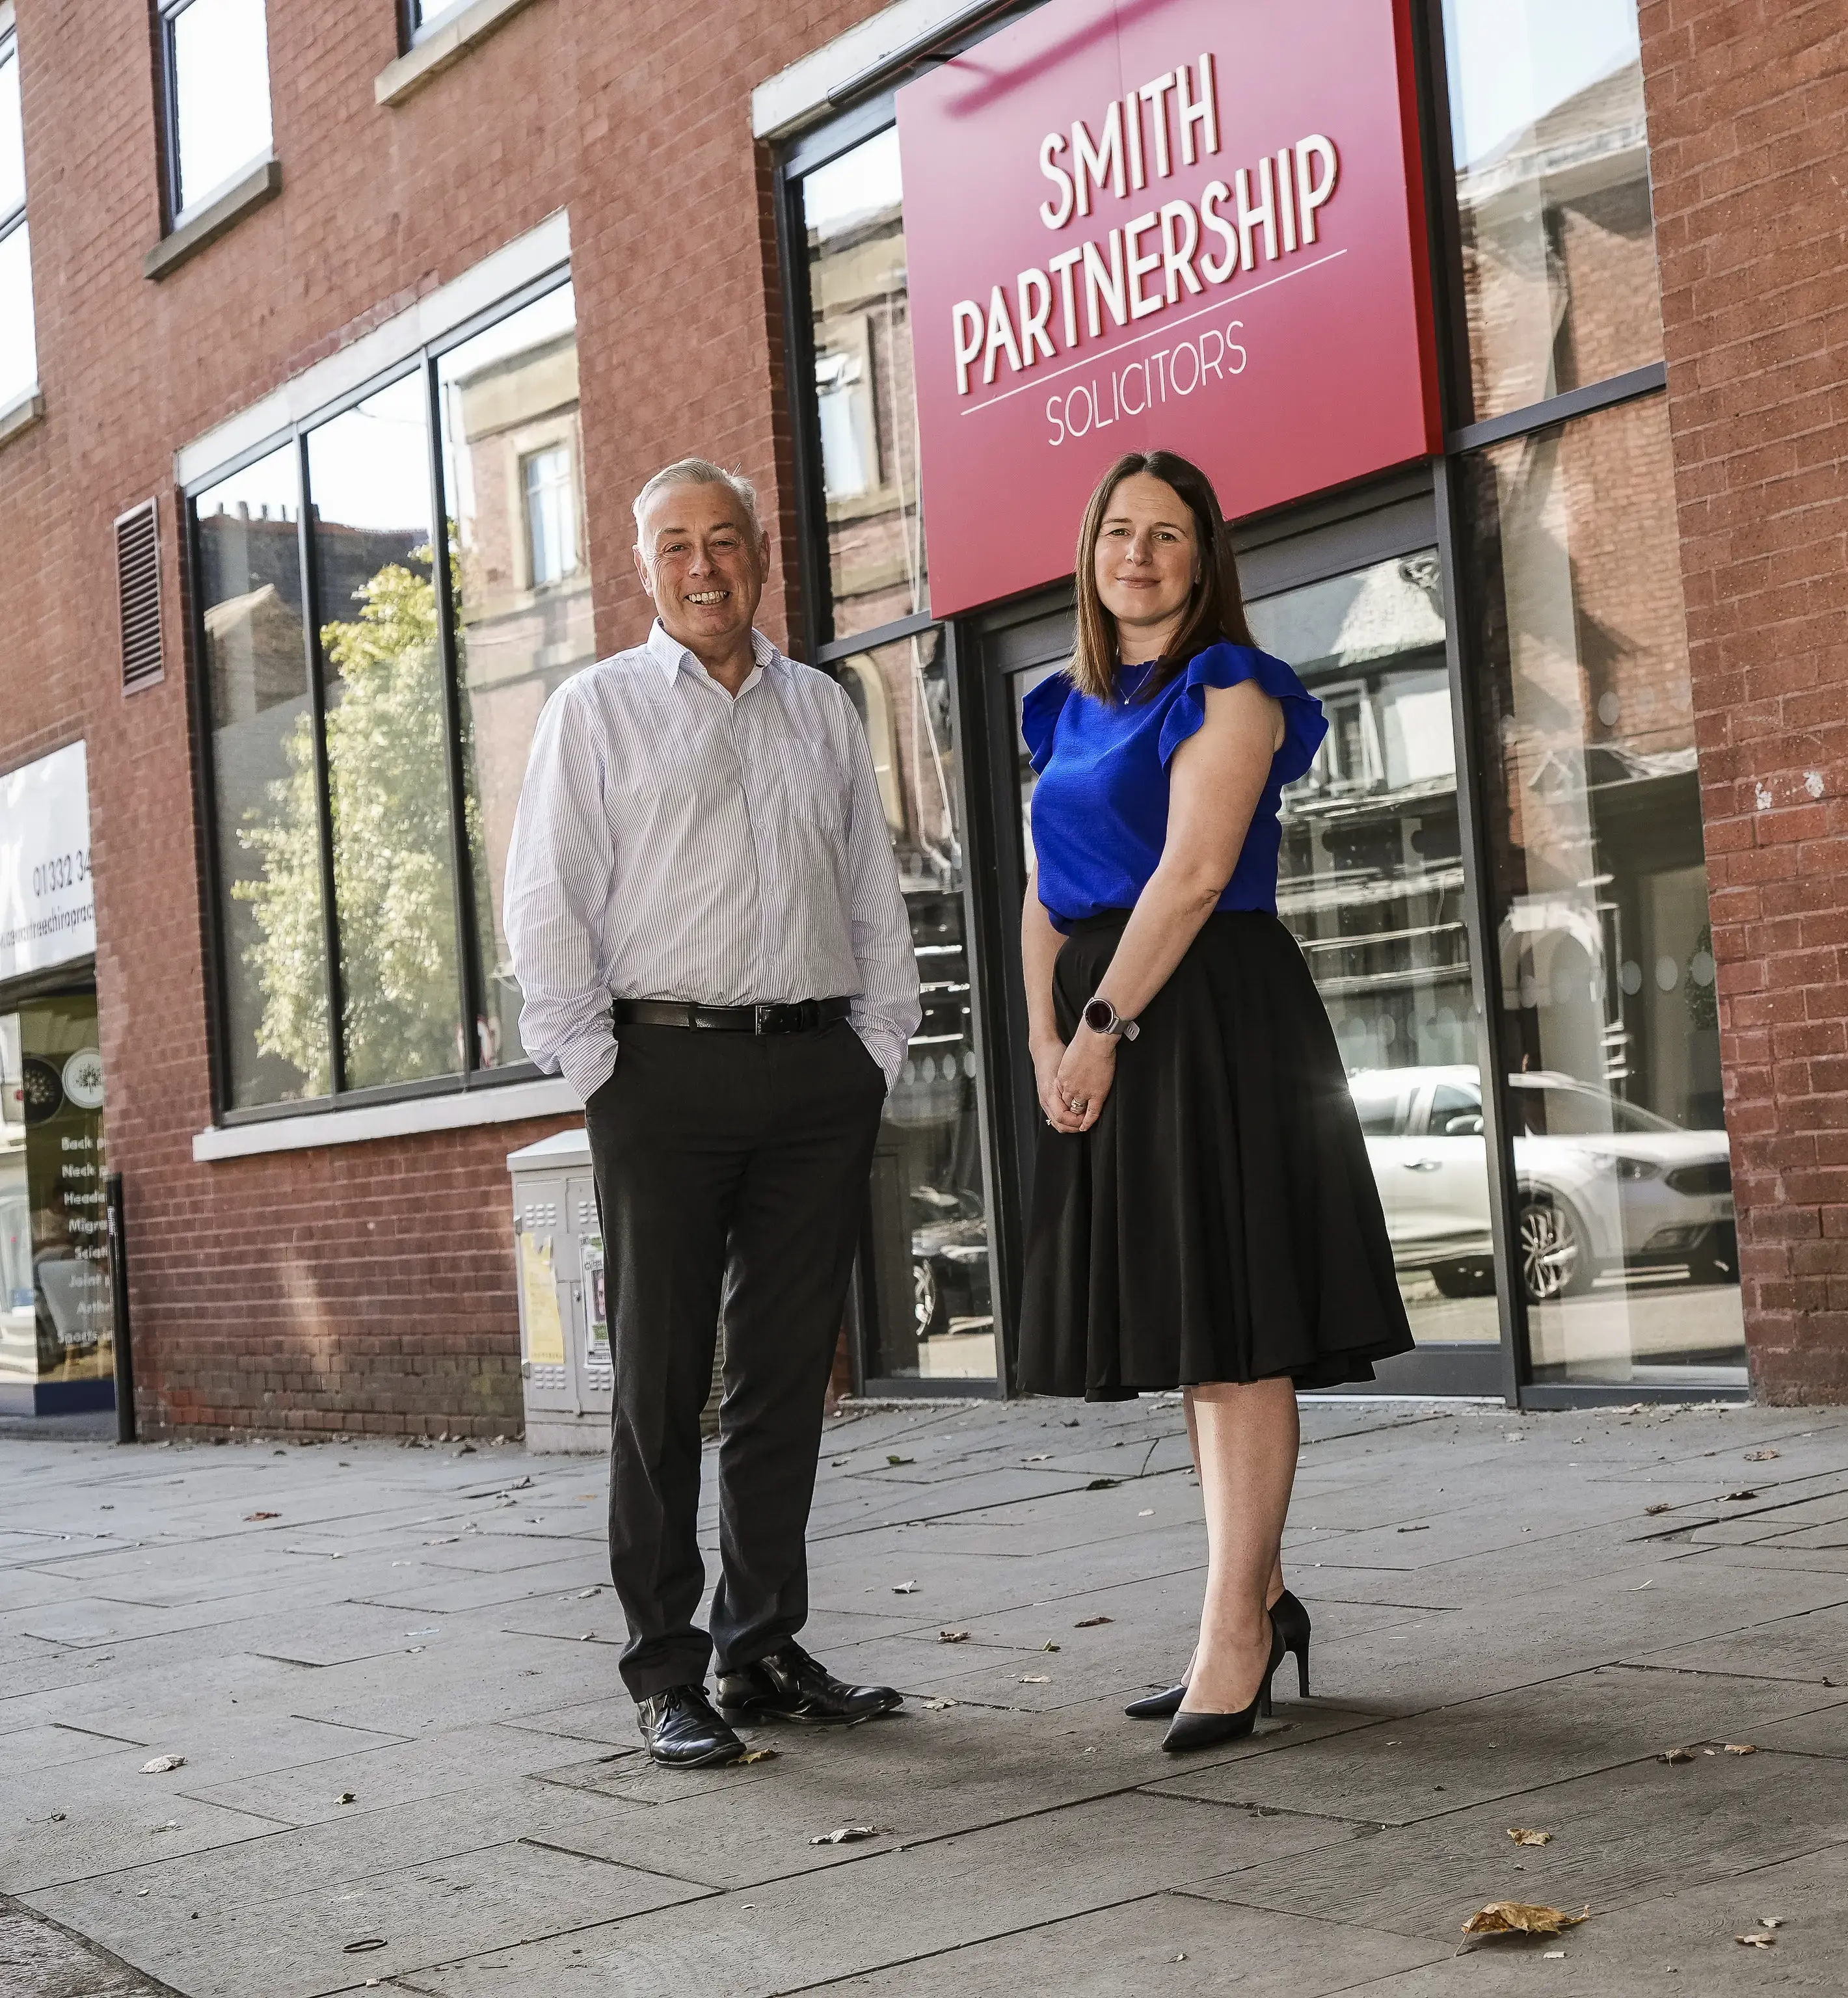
[503, 621, 922, 1102]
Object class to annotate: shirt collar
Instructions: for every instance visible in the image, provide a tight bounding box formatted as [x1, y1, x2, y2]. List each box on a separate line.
[647, 620, 783, 686]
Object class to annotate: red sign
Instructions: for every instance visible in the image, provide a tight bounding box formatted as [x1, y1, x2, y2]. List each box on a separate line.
[897, 0, 1440, 616]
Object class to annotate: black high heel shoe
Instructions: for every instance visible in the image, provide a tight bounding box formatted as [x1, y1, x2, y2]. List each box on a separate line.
[1160, 1617, 1286, 1754]
[1126, 1588, 1312, 1720]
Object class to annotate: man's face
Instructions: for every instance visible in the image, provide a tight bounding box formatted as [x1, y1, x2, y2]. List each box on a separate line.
[634, 481, 768, 658]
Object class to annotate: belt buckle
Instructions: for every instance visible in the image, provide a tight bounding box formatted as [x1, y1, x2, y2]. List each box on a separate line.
[754, 1003, 773, 1035]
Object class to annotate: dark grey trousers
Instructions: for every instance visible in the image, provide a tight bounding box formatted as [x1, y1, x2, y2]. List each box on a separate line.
[585, 1019, 885, 1701]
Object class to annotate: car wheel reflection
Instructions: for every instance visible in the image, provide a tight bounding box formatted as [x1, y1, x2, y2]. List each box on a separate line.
[1519, 1193, 1592, 1303]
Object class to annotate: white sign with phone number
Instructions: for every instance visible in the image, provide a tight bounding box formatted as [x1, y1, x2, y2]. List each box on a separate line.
[0, 740, 96, 983]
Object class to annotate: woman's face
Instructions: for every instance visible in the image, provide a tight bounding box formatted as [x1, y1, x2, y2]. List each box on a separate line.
[1092, 473, 1199, 646]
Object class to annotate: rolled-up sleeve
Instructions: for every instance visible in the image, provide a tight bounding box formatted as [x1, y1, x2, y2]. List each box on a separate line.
[836, 689, 922, 1089]
[502, 680, 618, 1102]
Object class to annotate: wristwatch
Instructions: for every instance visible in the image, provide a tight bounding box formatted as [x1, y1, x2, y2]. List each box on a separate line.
[1082, 995, 1140, 1041]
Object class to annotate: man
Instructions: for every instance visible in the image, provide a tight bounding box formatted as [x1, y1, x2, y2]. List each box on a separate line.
[503, 459, 920, 1768]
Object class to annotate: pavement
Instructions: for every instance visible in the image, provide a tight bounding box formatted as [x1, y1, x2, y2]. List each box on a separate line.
[4, 1393, 1848, 1997]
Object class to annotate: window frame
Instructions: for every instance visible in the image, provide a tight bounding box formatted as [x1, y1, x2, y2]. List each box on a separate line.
[156, 0, 273, 230]
[0, 18, 34, 410]
[185, 265, 579, 1126]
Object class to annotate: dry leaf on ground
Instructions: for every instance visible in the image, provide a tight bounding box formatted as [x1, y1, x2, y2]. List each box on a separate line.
[244, 1511, 280, 1521]
[1736, 1934, 1777, 1949]
[1074, 1615, 1112, 1628]
[892, 1580, 920, 1594]
[1644, 1503, 1672, 1515]
[1724, 1489, 1758, 1502]
[1744, 1449, 1780, 1461]
[737, 1748, 777, 1765]
[1724, 1743, 1758, 1755]
[1042, 1641, 1061, 1652]
[1760, 1917, 1784, 1928]
[1507, 1828, 1553, 1846]
[937, 1629, 969, 1644]
[139, 1755, 185, 1774]
[336, 1792, 356, 1804]
[886, 1455, 914, 1467]
[1462, 1902, 1587, 1939]
[918, 1697, 956, 1711]
[1658, 1747, 1696, 1764]
[810, 1825, 879, 1845]
[1020, 1673, 1051, 1683]
[1397, 1524, 1430, 1533]
[1086, 1477, 1119, 1491]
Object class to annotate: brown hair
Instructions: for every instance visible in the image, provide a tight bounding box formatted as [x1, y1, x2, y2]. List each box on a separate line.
[1069, 449, 1255, 702]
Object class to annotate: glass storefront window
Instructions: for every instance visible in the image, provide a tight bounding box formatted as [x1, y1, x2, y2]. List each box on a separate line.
[1464, 394, 1743, 1384]
[1444, 0, 1664, 421]
[1248, 553, 1500, 1350]
[840, 629, 993, 1381]
[802, 127, 928, 643]
[196, 444, 331, 1106]
[0, 996, 111, 1391]
[307, 373, 465, 1090]
[437, 284, 595, 1070]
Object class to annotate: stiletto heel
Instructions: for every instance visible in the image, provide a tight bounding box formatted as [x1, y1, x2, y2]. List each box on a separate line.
[1160, 1618, 1285, 1754]
[1270, 1587, 1311, 1699]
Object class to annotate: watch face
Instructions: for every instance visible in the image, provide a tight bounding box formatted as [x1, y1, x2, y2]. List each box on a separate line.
[1084, 999, 1112, 1033]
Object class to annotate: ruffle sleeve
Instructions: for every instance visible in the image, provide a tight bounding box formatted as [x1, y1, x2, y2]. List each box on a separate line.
[1020, 669, 1076, 775]
[1157, 642, 1327, 785]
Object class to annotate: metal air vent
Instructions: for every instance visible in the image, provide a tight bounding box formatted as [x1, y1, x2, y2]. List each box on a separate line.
[115, 498, 164, 693]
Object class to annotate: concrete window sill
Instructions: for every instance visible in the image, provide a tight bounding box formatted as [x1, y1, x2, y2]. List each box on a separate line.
[193, 1073, 582, 1162]
[0, 385, 45, 447]
[144, 158, 282, 282]
[376, 0, 546, 106]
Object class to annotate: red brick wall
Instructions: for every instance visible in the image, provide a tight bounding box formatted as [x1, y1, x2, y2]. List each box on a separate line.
[0, 0, 887, 1435]
[1641, 0, 1848, 1401]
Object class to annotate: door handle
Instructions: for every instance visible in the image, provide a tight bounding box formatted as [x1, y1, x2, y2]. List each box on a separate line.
[1402, 1158, 1441, 1171]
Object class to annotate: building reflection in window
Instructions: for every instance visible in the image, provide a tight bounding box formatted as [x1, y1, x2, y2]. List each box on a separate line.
[306, 373, 466, 1091]
[1444, 0, 1665, 421]
[1251, 554, 1500, 1349]
[838, 630, 992, 1381]
[803, 127, 927, 642]
[1465, 394, 1743, 1385]
[196, 444, 331, 1106]
[438, 284, 595, 1069]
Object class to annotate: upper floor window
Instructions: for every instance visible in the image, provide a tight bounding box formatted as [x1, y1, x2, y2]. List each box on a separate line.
[405, 0, 470, 42]
[522, 444, 578, 587]
[1443, 0, 1664, 421]
[0, 20, 36, 412]
[160, 0, 273, 222]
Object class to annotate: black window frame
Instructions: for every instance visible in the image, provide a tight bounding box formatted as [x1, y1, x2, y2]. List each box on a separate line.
[780, 0, 1726, 1406]
[0, 21, 23, 246]
[155, 0, 273, 230]
[186, 263, 579, 1127]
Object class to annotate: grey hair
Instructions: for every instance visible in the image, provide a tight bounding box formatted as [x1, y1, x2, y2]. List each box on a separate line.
[631, 458, 764, 546]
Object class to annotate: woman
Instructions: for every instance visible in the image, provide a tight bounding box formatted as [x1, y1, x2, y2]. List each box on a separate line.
[1018, 449, 1413, 1753]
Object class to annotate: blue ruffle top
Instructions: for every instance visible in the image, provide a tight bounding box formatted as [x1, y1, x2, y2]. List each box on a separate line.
[1022, 641, 1326, 929]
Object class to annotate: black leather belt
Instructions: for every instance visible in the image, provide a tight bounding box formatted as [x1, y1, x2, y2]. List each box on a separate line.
[613, 997, 853, 1034]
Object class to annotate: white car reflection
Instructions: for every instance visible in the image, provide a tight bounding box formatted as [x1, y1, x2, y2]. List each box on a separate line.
[1350, 1065, 1735, 1304]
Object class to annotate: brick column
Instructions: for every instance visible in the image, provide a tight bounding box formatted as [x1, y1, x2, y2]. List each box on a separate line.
[1640, 1, 1848, 1400]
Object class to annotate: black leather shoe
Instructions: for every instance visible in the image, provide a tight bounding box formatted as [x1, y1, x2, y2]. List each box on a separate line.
[1160, 1617, 1285, 1755]
[636, 1684, 745, 1767]
[716, 1642, 902, 1725]
[1125, 1683, 1186, 1720]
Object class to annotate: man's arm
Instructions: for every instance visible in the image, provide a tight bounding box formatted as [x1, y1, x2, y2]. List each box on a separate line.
[502, 680, 620, 1101]
[836, 688, 921, 1089]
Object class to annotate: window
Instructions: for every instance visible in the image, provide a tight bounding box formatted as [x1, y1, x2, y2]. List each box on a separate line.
[405, 0, 469, 42]
[192, 277, 591, 1112]
[1443, 0, 1665, 421]
[521, 444, 578, 587]
[0, 20, 36, 412]
[799, 126, 926, 646]
[160, 0, 273, 222]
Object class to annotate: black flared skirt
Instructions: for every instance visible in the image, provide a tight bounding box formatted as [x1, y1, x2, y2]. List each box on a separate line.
[1017, 909, 1415, 1398]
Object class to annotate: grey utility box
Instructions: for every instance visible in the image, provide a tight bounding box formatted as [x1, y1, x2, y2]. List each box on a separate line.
[507, 1128, 610, 1453]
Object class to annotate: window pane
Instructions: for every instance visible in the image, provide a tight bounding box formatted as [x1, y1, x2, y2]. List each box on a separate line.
[1250, 553, 1501, 1348]
[841, 630, 993, 1381]
[802, 127, 926, 642]
[170, 0, 272, 217]
[0, 42, 25, 222]
[436, 285, 594, 1071]
[1464, 395, 1743, 1385]
[196, 445, 330, 1106]
[1444, 0, 1663, 421]
[308, 373, 465, 1090]
[0, 220, 36, 408]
